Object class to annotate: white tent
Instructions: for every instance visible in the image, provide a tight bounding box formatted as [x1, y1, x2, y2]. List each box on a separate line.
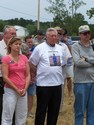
[14, 25, 29, 37]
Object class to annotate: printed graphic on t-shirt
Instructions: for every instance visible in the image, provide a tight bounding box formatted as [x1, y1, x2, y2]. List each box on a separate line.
[67, 57, 73, 66]
[48, 51, 61, 66]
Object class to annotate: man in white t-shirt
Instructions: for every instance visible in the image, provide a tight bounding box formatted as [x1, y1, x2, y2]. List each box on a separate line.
[29, 28, 71, 125]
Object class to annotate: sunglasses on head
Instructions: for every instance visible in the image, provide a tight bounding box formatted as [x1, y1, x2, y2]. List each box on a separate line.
[81, 31, 91, 36]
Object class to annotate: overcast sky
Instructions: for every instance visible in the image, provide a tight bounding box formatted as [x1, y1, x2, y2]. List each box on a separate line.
[0, 0, 94, 23]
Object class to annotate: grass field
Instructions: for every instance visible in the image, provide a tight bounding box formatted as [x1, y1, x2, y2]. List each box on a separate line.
[26, 83, 86, 125]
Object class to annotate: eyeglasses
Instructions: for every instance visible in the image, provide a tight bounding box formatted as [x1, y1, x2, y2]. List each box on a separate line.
[58, 32, 62, 35]
[81, 31, 91, 36]
[9, 32, 16, 35]
[49, 35, 57, 38]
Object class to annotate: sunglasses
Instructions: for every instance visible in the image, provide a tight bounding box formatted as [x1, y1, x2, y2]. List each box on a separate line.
[58, 32, 62, 35]
[81, 31, 91, 36]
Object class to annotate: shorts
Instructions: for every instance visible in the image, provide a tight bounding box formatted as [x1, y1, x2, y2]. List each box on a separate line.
[27, 83, 36, 96]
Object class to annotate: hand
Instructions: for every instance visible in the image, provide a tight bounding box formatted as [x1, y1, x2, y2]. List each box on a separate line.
[80, 56, 86, 61]
[16, 89, 26, 96]
[19, 89, 26, 96]
[81, 56, 88, 62]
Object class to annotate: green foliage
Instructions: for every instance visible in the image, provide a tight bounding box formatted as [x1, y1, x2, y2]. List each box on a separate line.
[53, 16, 63, 27]
[45, 0, 67, 20]
[87, 8, 94, 19]
[5, 18, 34, 27]
[68, 0, 86, 16]
[26, 24, 37, 35]
[0, 20, 7, 32]
[45, 0, 89, 36]
[61, 13, 88, 36]
[0, 15, 93, 38]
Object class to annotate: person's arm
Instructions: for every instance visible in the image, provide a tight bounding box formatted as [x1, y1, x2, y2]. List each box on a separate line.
[72, 43, 93, 67]
[29, 62, 37, 76]
[29, 46, 39, 77]
[22, 62, 31, 96]
[29, 61, 37, 84]
[82, 56, 94, 64]
[29, 62, 37, 75]
[1, 62, 21, 94]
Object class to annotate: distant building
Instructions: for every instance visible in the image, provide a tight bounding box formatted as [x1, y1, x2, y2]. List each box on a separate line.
[14, 25, 29, 38]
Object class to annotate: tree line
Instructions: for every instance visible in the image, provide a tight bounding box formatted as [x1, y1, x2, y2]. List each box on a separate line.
[0, 0, 94, 38]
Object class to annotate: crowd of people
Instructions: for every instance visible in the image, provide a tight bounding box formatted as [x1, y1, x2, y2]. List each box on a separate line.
[0, 24, 93, 125]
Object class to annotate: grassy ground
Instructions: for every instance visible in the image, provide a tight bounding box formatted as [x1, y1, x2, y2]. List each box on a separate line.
[26, 84, 86, 125]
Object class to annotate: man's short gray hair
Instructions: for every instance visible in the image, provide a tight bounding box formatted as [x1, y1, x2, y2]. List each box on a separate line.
[46, 28, 57, 36]
[3, 25, 16, 33]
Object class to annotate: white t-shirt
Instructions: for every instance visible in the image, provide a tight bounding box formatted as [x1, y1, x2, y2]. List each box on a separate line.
[0, 39, 7, 77]
[59, 42, 73, 78]
[29, 42, 71, 86]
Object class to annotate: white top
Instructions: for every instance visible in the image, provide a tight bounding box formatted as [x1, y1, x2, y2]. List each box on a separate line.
[59, 42, 73, 78]
[59, 42, 72, 60]
[29, 41, 71, 86]
[0, 39, 7, 77]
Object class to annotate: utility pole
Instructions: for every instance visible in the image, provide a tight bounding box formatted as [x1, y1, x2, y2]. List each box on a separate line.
[37, 0, 40, 30]
[72, 0, 74, 17]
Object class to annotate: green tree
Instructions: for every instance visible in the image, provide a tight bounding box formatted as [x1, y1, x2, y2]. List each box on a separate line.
[45, 0, 68, 27]
[63, 13, 88, 35]
[45, 0, 89, 35]
[0, 20, 6, 32]
[26, 24, 37, 35]
[45, 0, 86, 28]
[68, 0, 86, 17]
[87, 8, 94, 19]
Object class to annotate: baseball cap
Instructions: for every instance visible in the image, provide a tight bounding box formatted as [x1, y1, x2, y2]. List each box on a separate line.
[54, 26, 62, 35]
[79, 25, 90, 33]
[54, 26, 62, 31]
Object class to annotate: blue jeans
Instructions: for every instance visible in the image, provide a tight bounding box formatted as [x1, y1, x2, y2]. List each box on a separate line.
[74, 83, 94, 125]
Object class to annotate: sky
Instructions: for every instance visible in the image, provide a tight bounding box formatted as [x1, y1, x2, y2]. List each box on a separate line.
[0, 0, 94, 24]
